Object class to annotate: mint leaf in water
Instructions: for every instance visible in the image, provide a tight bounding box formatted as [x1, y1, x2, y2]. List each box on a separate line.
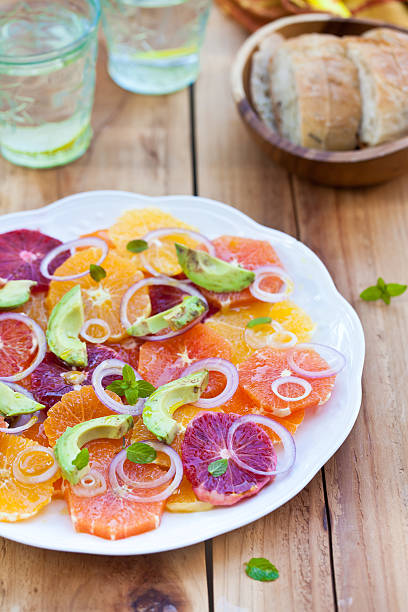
[127, 442, 157, 464]
[245, 558, 279, 582]
[246, 317, 272, 329]
[72, 448, 89, 470]
[360, 278, 406, 305]
[127, 239, 148, 254]
[208, 458, 228, 477]
[89, 264, 106, 282]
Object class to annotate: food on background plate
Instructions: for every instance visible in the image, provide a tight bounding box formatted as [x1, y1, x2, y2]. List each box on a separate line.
[0, 207, 346, 540]
[251, 27, 408, 149]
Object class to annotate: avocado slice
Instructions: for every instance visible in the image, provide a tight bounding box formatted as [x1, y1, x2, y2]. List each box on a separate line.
[143, 370, 209, 444]
[175, 243, 255, 292]
[0, 279, 37, 309]
[0, 381, 44, 417]
[127, 295, 206, 337]
[46, 285, 88, 368]
[54, 414, 134, 484]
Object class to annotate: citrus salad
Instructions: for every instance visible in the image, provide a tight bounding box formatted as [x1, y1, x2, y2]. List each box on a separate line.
[0, 208, 345, 540]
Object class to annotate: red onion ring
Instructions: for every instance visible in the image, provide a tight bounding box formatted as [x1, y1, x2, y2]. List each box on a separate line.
[249, 265, 294, 303]
[227, 415, 296, 476]
[81, 318, 111, 344]
[244, 320, 298, 350]
[271, 376, 312, 402]
[92, 358, 144, 416]
[108, 441, 183, 502]
[182, 358, 239, 408]
[288, 343, 346, 379]
[140, 227, 216, 277]
[120, 277, 208, 341]
[71, 469, 107, 497]
[40, 237, 108, 281]
[0, 313, 46, 382]
[0, 414, 38, 434]
[12, 446, 58, 485]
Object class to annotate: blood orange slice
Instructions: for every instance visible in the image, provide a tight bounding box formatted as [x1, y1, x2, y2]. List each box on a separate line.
[182, 411, 276, 506]
[200, 236, 283, 310]
[238, 348, 335, 416]
[0, 229, 68, 292]
[30, 344, 123, 410]
[138, 323, 232, 397]
[44, 386, 165, 540]
[0, 318, 37, 378]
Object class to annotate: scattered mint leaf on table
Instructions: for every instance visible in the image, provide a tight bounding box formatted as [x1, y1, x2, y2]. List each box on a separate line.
[360, 278, 406, 305]
[127, 239, 148, 253]
[127, 442, 157, 464]
[208, 458, 228, 477]
[245, 557, 279, 582]
[72, 448, 89, 470]
[246, 317, 272, 328]
[89, 264, 106, 282]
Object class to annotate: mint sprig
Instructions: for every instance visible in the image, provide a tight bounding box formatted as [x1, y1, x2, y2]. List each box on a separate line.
[126, 442, 157, 464]
[89, 264, 106, 282]
[360, 278, 406, 305]
[208, 458, 228, 477]
[106, 364, 155, 405]
[245, 557, 279, 582]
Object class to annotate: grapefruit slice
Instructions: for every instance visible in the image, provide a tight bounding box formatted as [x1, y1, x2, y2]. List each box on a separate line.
[30, 344, 123, 410]
[0, 433, 60, 521]
[238, 348, 335, 416]
[200, 236, 283, 310]
[14, 291, 49, 333]
[0, 317, 37, 378]
[44, 386, 165, 540]
[0, 229, 68, 292]
[138, 323, 232, 397]
[182, 411, 276, 506]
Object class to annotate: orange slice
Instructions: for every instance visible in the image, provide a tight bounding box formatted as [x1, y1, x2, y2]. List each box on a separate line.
[46, 248, 151, 342]
[0, 434, 60, 522]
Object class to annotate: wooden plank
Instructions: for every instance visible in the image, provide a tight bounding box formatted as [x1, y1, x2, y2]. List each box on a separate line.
[293, 176, 408, 611]
[0, 42, 208, 612]
[194, 8, 334, 611]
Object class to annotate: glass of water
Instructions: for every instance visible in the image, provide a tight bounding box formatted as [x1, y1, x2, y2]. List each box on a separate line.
[101, 0, 211, 95]
[0, 0, 100, 169]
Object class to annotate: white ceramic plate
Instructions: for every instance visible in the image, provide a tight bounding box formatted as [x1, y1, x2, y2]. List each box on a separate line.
[0, 191, 364, 555]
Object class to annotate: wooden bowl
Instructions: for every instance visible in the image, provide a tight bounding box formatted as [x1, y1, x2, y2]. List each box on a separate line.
[231, 14, 408, 187]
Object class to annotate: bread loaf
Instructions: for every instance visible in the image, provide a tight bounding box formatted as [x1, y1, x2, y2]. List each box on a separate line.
[363, 27, 408, 49]
[250, 34, 283, 131]
[270, 34, 361, 150]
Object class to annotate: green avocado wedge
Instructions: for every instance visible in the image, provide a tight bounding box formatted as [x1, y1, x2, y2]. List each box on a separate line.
[46, 285, 88, 368]
[54, 414, 134, 484]
[0, 381, 44, 418]
[127, 295, 206, 337]
[0, 279, 37, 309]
[143, 371, 209, 444]
[175, 243, 255, 292]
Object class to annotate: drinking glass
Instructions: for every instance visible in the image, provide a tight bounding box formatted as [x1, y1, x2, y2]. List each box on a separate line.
[101, 0, 211, 95]
[0, 0, 101, 169]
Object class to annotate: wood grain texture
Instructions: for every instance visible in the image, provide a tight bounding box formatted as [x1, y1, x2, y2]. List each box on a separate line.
[194, 9, 334, 611]
[293, 176, 408, 610]
[0, 42, 207, 612]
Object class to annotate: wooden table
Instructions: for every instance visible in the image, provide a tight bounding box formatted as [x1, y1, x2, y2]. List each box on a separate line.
[1, 8, 407, 611]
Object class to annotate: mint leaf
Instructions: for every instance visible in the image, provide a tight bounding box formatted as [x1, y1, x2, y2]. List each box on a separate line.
[134, 380, 156, 398]
[122, 364, 136, 385]
[245, 558, 279, 582]
[72, 448, 89, 470]
[246, 317, 272, 329]
[382, 292, 391, 305]
[208, 458, 228, 477]
[106, 380, 127, 396]
[127, 442, 157, 464]
[127, 239, 148, 254]
[125, 387, 141, 405]
[386, 283, 407, 297]
[360, 286, 382, 301]
[89, 264, 106, 282]
[377, 277, 386, 290]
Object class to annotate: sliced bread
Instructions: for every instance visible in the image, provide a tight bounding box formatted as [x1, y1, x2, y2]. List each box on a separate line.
[250, 33, 284, 131]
